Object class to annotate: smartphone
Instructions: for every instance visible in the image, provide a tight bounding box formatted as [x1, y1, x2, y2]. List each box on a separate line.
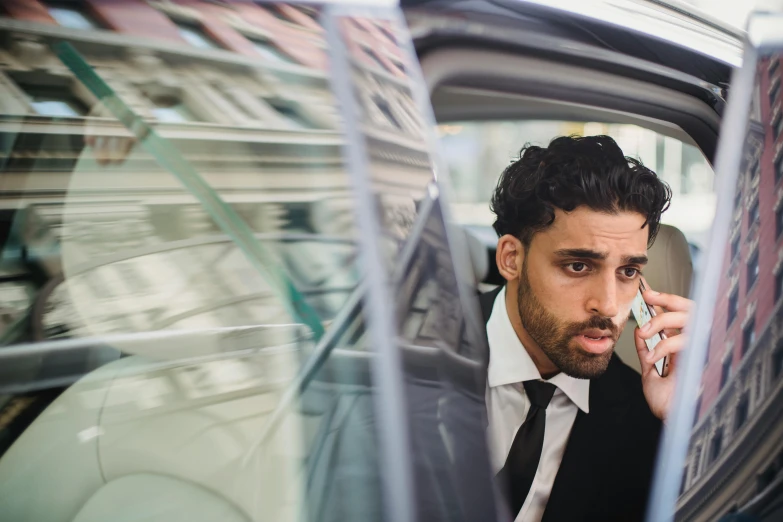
[631, 280, 670, 377]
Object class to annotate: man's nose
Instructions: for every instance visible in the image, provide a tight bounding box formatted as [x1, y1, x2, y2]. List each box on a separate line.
[586, 273, 619, 318]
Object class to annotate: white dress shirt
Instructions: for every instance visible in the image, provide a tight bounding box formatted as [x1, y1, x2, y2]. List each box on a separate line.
[485, 287, 590, 522]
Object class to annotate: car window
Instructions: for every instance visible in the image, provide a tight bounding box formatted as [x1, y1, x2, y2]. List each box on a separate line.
[439, 121, 715, 259]
[662, 17, 783, 522]
[0, 2, 495, 522]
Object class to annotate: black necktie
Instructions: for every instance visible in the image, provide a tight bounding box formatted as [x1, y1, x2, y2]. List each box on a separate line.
[498, 380, 557, 516]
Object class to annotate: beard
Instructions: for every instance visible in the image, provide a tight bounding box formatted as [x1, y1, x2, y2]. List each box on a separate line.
[516, 261, 621, 379]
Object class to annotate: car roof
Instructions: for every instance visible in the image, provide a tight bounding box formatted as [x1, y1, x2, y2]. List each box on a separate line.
[402, 0, 743, 88]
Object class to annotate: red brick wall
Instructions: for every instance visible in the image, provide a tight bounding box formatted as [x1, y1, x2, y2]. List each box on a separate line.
[699, 57, 783, 418]
[86, 0, 185, 42]
[230, 1, 327, 69]
[0, 0, 56, 24]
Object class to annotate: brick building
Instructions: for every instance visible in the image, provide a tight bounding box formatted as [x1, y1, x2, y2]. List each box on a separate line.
[677, 53, 783, 521]
[0, 0, 429, 344]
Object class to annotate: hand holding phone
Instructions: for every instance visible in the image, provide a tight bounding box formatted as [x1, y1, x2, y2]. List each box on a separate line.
[631, 280, 670, 377]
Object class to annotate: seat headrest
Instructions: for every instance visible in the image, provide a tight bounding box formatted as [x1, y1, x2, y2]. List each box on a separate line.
[644, 224, 693, 297]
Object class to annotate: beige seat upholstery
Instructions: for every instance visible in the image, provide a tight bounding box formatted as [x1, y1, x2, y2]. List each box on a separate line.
[615, 224, 693, 373]
[0, 338, 311, 522]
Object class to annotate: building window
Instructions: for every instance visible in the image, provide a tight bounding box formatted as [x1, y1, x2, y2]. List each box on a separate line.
[778, 207, 783, 239]
[748, 250, 760, 288]
[777, 271, 783, 302]
[149, 96, 200, 123]
[261, 4, 295, 23]
[709, 428, 723, 463]
[775, 114, 783, 140]
[248, 38, 296, 64]
[692, 444, 702, 478]
[721, 355, 732, 390]
[750, 158, 760, 180]
[771, 81, 781, 107]
[267, 100, 314, 129]
[772, 58, 781, 77]
[22, 84, 88, 117]
[728, 289, 739, 327]
[46, 2, 102, 30]
[378, 97, 403, 130]
[693, 394, 702, 427]
[776, 154, 783, 183]
[749, 199, 760, 225]
[731, 235, 741, 260]
[175, 21, 220, 49]
[735, 189, 743, 210]
[742, 319, 756, 356]
[773, 342, 783, 379]
[363, 46, 389, 73]
[735, 393, 749, 432]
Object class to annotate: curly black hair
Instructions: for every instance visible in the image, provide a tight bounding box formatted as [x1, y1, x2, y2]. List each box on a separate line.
[490, 135, 672, 248]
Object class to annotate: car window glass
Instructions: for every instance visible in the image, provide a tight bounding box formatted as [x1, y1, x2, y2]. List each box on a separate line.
[672, 22, 783, 522]
[329, 10, 497, 521]
[0, 2, 495, 521]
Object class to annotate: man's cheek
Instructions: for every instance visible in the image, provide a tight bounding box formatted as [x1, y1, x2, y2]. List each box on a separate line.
[613, 298, 636, 329]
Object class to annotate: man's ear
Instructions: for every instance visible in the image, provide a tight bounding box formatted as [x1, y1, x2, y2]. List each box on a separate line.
[496, 234, 524, 281]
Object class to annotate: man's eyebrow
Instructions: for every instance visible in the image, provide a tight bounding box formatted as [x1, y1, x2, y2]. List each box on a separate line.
[554, 248, 607, 260]
[623, 255, 649, 265]
[553, 249, 649, 265]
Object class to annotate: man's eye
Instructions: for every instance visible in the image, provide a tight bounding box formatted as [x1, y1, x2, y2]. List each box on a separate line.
[568, 262, 587, 272]
[622, 268, 640, 278]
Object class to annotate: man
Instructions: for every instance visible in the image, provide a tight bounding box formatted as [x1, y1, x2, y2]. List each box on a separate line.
[482, 135, 691, 521]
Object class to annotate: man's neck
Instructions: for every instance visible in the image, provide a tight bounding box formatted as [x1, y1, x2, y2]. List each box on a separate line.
[504, 285, 560, 379]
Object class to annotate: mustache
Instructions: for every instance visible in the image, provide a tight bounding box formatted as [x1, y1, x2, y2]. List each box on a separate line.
[565, 315, 620, 340]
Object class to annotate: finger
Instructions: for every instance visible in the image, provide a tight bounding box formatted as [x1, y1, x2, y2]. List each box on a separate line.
[638, 311, 689, 339]
[634, 328, 656, 376]
[644, 335, 686, 365]
[642, 289, 693, 313]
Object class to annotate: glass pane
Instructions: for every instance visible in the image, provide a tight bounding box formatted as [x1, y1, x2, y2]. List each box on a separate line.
[676, 44, 783, 520]
[251, 39, 295, 64]
[176, 23, 219, 49]
[48, 6, 99, 30]
[334, 12, 497, 522]
[0, 3, 407, 521]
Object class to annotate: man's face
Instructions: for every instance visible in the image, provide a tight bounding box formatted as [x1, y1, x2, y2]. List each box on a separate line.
[516, 207, 649, 379]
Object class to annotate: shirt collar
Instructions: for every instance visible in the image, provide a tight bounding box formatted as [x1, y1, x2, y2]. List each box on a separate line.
[486, 286, 590, 414]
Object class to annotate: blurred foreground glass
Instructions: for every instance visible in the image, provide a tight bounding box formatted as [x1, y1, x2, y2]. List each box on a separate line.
[648, 13, 783, 522]
[0, 2, 494, 522]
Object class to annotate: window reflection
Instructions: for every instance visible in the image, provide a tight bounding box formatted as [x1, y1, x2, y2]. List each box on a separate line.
[0, 3, 391, 522]
[677, 50, 783, 521]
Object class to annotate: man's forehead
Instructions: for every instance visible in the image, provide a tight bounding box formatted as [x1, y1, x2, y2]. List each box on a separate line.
[537, 207, 649, 255]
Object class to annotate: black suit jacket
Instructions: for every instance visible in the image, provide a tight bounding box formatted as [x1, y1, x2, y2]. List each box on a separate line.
[480, 288, 662, 522]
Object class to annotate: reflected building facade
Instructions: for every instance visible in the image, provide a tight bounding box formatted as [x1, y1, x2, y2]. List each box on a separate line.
[677, 54, 783, 521]
[0, 0, 427, 344]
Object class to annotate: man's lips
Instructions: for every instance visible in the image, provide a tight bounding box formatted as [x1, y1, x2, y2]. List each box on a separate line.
[579, 328, 615, 340]
[574, 328, 616, 354]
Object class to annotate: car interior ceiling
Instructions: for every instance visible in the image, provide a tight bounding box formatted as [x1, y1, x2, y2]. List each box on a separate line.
[404, 0, 737, 88]
[419, 47, 722, 161]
